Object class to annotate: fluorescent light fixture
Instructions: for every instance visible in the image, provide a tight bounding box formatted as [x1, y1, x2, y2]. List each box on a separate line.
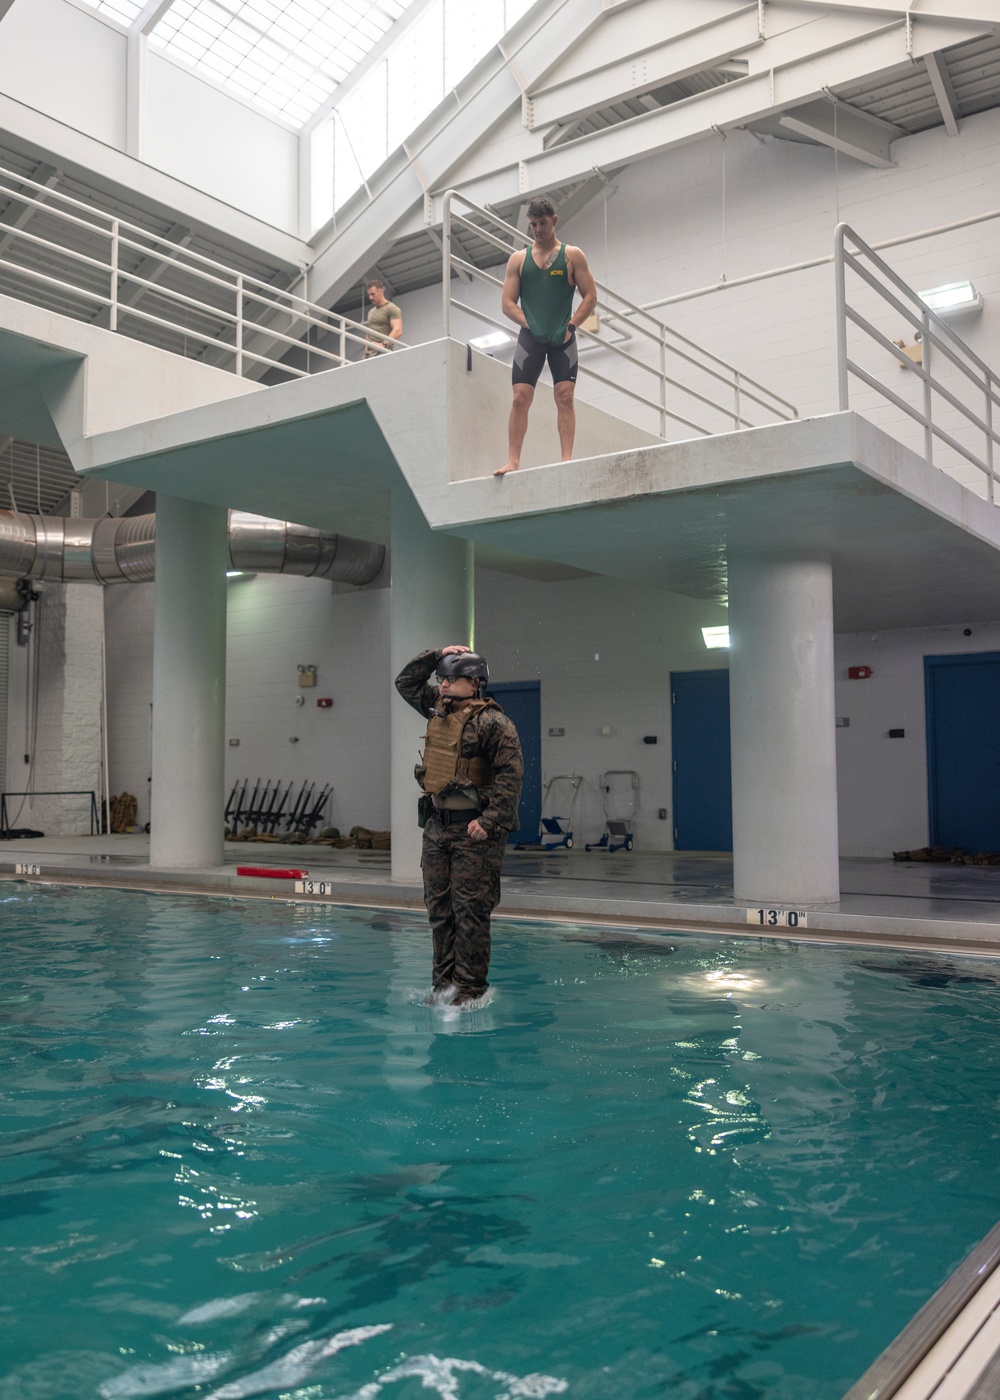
[469, 331, 512, 351]
[702, 626, 730, 649]
[919, 280, 983, 316]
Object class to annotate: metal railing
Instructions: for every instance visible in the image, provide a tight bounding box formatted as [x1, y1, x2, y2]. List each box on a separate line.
[1, 788, 100, 836]
[835, 222, 1000, 500]
[0, 165, 403, 381]
[441, 190, 798, 439]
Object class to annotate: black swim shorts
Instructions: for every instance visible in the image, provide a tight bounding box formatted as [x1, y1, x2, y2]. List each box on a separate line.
[511, 325, 578, 388]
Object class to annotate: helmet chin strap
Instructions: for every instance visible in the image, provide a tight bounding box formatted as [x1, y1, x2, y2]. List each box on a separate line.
[433, 678, 481, 715]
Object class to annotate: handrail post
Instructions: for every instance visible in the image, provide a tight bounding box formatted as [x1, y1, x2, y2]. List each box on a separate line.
[659, 325, 667, 437]
[442, 190, 453, 338]
[834, 223, 849, 411]
[340, 314, 346, 367]
[109, 219, 119, 332]
[235, 273, 244, 376]
[734, 370, 742, 430]
[922, 309, 933, 467]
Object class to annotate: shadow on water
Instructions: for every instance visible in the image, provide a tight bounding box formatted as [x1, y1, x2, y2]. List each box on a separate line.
[856, 954, 1000, 988]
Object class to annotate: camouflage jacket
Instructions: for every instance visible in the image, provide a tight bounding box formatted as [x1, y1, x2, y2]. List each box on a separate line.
[395, 649, 523, 834]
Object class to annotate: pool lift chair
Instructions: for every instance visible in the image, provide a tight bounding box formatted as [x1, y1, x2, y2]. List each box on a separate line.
[516, 773, 583, 852]
[586, 770, 640, 853]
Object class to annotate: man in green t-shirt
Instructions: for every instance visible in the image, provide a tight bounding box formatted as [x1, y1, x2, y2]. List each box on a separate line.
[363, 279, 403, 358]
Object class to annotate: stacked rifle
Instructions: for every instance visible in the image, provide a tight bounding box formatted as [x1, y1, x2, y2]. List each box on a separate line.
[225, 779, 331, 840]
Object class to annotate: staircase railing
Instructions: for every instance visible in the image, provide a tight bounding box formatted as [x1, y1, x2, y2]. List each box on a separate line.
[441, 189, 798, 439]
[835, 222, 999, 500]
[0, 165, 403, 381]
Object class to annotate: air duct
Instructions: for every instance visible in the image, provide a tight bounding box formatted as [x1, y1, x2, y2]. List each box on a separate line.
[0, 510, 385, 586]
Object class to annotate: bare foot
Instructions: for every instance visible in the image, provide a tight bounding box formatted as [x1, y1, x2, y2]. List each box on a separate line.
[493, 462, 519, 477]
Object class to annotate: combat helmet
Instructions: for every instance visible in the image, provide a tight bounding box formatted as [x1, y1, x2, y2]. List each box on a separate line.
[436, 651, 489, 686]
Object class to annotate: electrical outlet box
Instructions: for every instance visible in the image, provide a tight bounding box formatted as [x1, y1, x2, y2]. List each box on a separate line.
[297, 665, 317, 687]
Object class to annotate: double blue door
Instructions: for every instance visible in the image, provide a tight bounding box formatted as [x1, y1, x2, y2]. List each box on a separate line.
[926, 652, 1000, 850]
[487, 680, 541, 843]
[671, 669, 732, 851]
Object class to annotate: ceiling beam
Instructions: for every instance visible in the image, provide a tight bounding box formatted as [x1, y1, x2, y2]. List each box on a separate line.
[925, 50, 961, 135]
[132, 0, 175, 34]
[525, 3, 762, 129]
[426, 225, 471, 282]
[778, 98, 901, 166]
[765, 0, 1000, 23]
[551, 172, 617, 227]
[506, 16, 987, 202]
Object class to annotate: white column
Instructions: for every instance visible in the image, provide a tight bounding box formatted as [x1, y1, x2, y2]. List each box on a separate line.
[390, 484, 473, 883]
[150, 496, 228, 868]
[728, 552, 840, 906]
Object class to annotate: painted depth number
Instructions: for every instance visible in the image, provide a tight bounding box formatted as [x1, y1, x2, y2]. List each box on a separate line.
[15, 863, 41, 876]
[295, 879, 336, 898]
[747, 908, 808, 929]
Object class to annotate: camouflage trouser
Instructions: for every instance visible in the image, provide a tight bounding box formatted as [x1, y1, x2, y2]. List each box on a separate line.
[421, 819, 506, 996]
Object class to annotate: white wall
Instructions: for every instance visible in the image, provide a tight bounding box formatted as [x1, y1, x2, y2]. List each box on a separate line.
[4, 582, 103, 835]
[103, 573, 392, 834]
[145, 54, 299, 232]
[95, 569, 1000, 858]
[0, 0, 127, 147]
[100, 567, 725, 849]
[104, 581, 154, 824]
[833, 621, 1000, 858]
[477, 567, 728, 850]
[225, 573, 390, 835]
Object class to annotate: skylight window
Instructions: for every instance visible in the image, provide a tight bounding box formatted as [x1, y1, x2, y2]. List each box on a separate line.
[148, 0, 419, 128]
[86, 0, 146, 21]
[311, 0, 534, 227]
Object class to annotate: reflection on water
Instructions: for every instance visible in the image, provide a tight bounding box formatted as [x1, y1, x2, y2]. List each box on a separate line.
[2, 887, 1000, 1399]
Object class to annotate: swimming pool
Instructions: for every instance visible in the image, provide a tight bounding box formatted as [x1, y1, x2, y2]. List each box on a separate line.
[2, 885, 999, 1400]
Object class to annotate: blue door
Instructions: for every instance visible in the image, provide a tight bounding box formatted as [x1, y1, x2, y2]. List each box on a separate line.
[671, 669, 732, 851]
[486, 680, 541, 844]
[925, 652, 1000, 851]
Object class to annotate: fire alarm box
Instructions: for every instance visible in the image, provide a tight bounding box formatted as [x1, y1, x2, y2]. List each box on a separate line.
[317, 697, 333, 709]
[848, 665, 873, 680]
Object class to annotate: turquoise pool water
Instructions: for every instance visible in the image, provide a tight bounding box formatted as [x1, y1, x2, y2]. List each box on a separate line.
[2, 885, 1000, 1400]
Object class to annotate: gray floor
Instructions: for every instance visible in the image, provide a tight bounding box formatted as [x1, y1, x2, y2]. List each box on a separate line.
[4, 833, 1000, 954]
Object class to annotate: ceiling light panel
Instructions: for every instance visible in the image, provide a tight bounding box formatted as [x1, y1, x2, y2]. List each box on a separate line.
[149, 0, 417, 128]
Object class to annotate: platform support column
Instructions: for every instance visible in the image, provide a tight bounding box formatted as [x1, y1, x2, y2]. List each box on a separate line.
[390, 485, 473, 883]
[149, 496, 228, 869]
[728, 551, 840, 906]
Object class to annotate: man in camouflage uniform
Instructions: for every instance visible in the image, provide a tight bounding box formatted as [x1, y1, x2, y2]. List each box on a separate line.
[395, 645, 523, 1005]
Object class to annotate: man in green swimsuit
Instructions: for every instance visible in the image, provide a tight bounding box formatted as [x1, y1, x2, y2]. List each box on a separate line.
[494, 195, 597, 477]
[362, 279, 403, 358]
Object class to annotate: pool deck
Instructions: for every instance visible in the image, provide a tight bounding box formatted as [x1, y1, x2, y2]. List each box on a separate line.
[4, 836, 1000, 955]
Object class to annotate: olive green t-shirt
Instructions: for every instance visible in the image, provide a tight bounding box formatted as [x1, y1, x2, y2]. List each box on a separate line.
[520, 243, 575, 345]
[366, 300, 401, 348]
